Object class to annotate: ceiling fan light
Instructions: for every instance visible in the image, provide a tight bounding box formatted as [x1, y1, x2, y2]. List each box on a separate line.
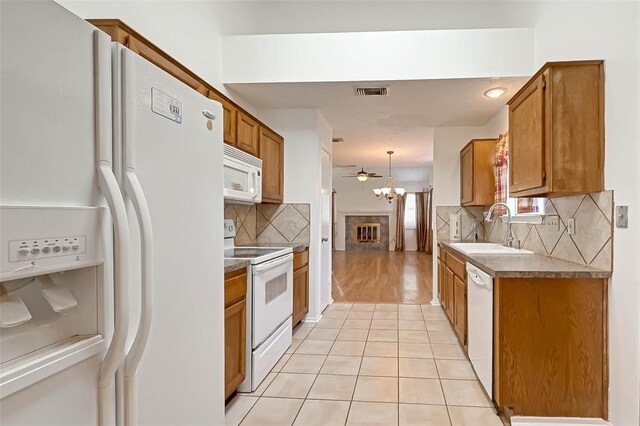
[357, 173, 369, 182]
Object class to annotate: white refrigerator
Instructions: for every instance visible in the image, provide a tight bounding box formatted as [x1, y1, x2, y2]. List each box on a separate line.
[0, 1, 225, 424]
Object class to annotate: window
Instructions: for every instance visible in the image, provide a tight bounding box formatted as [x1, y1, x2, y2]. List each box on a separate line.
[404, 193, 417, 229]
[506, 196, 546, 217]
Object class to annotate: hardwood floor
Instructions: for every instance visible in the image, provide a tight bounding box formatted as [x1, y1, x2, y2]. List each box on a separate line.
[332, 251, 433, 304]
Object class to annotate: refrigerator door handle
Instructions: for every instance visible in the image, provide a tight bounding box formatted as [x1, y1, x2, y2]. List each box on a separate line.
[96, 163, 130, 422]
[94, 30, 130, 426]
[123, 170, 154, 426]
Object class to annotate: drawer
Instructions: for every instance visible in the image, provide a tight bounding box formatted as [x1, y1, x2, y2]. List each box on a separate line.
[293, 249, 309, 270]
[224, 271, 247, 307]
[445, 250, 466, 279]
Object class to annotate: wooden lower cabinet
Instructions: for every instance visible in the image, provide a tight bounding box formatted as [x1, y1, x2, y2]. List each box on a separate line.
[444, 267, 455, 320]
[292, 249, 310, 326]
[494, 276, 608, 419]
[224, 269, 247, 399]
[438, 246, 467, 349]
[453, 274, 467, 346]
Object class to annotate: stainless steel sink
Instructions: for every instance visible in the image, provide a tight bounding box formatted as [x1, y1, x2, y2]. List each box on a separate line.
[449, 243, 533, 255]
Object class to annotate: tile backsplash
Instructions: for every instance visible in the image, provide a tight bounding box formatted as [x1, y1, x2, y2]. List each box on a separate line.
[257, 203, 310, 245]
[224, 202, 311, 245]
[224, 203, 257, 245]
[436, 190, 613, 271]
[435, 206, 485, 242]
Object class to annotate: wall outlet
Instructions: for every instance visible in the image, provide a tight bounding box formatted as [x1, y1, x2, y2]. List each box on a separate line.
[567, 217, 576, 235]
[545, 215, 559, 230]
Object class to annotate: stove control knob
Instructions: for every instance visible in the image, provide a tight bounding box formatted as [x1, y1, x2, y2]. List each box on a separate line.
[52, 245, 61, 253]
[31, 248, 40, 255]
[42, 246, 51, 254]
[62, 245, 71, 252]
[71, 244, 79, 251]
[18, 248, 29, 256]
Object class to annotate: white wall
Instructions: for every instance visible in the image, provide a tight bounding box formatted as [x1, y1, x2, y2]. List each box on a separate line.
[222, 28, 534, 83]
[256, 108, 333, 321]
[333, 165, 432, 251]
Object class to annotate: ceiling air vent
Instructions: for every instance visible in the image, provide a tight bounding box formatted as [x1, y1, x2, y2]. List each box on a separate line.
[354, 87, 388, 96]
[332, 137, 344, 143]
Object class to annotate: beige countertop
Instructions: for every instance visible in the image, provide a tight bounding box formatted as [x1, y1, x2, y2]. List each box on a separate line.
[239, 242, 310, 253]
[224, 259, 249, 274]
[438, 240, 611, 279]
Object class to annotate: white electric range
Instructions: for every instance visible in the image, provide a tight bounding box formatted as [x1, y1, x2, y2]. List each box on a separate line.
[223, 219, 293, 392]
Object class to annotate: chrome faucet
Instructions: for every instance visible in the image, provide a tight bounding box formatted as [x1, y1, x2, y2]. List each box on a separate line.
[485, 202, 516, 248]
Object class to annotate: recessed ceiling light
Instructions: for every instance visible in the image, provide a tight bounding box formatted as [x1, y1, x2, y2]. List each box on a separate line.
[484, 87, 507, 98]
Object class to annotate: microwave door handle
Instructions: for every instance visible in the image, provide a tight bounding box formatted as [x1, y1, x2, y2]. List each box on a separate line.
[251, 170, 258, 199]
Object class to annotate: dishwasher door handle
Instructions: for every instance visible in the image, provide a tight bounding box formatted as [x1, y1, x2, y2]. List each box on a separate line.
[467, 266, 493, 290]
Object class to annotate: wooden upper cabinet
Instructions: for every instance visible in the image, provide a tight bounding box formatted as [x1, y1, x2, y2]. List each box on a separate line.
[236, 111, 260, 156]
[509, 73, 546, 194]
[208, 90, 237, 146]
[259, 126, 285, 203]
[508, 61, 604, 197]
[460, 139, 497, 206]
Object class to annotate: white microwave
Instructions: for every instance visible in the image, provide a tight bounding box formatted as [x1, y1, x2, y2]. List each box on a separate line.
[223, 144, 262, 204]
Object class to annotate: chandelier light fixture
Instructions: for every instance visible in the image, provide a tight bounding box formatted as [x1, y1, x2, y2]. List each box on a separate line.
[373, 151, 405, 203]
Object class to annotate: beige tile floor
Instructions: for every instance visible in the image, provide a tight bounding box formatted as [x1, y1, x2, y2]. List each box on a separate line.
[226, 303, 504, 426]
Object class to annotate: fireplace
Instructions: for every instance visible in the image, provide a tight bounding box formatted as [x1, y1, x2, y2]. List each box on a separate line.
[345, 215, 389, 251]
[353, 223, 381, 243]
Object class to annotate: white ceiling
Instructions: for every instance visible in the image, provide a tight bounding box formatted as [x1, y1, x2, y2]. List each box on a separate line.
[227, 77, 527, 167]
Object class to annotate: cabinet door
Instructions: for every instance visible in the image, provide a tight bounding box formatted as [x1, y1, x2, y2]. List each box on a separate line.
[510, 73, 546, 194]
[460, 144, 474, 205]
[292, 264, 309, 326]
[225, 298, 246, 398]
[208, 90, 237, 146]
[126, 35, 207, 96]
[236, 111, 260, 156]
[453, 275, 467, 346]
[259, 126, 285, 203]
[444, 267, 455, 321]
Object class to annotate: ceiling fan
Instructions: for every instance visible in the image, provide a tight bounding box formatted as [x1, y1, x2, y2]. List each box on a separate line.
[342, 167, 384, 182]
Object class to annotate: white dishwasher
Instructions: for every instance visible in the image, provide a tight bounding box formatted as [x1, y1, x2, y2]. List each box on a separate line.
[466, 263, 494, 397]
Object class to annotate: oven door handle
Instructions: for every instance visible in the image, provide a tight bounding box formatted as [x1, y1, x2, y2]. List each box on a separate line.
[253, 253, 294, 273]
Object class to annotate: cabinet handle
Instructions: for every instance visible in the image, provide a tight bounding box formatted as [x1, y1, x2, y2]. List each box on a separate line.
[322, 237, 329, 243]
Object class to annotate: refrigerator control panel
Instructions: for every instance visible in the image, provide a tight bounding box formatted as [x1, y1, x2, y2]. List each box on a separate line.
[0, 205, 104, 281]
[9, 236, 86, 262]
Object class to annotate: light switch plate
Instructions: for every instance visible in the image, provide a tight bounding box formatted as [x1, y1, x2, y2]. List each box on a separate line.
[567, 218, 576, 235]
[616, 206, 628, 228]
